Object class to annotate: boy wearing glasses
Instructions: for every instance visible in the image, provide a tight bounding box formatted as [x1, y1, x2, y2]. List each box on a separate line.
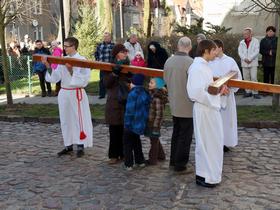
[42, 37, 93, 158]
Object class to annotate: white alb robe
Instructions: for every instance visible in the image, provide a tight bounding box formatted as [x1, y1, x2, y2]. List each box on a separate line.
[209, 54, 242, 147]
[45, 53, 93, 148]
[187, 57, 224, 184]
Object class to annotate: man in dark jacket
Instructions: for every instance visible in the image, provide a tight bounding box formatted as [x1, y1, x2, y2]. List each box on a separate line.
[33, 40, 51, 97]
[260, 26, 278, 84]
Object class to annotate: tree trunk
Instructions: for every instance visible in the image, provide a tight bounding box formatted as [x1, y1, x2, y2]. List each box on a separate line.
[272, 14, 280, 110]
[143, 0, 152, 37]
[0, 25, 13, 106]
[57, 0, 71, 42]
[97, 0, 113, 33]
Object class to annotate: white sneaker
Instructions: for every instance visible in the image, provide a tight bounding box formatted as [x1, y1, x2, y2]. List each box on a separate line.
[135, 163, 146, 168]
[124, 165, 133, 171]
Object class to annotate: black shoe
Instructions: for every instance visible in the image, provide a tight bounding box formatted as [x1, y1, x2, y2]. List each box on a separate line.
[57, 147, 73, 157]
[253, 94, 261, 99]
[41, 92, 47, 97]
[76, 150, 85, 158]
[243, 93, 252, 98]
[174, 165, 187, 172]
[47, 92, 52, 97]
[98, 96, 105, 99]
[223, 146, 230, 152]
[196, 176, 217, 188]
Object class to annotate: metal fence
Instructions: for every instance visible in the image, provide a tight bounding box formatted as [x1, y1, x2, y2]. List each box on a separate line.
[0, 55, 34, 95]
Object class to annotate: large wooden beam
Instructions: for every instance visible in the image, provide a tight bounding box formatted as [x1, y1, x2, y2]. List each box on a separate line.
[33, 55, 280, 94]
[227, 79, 280, 94]
[32, 54, 163, 77]
[208, 71, 237, 95]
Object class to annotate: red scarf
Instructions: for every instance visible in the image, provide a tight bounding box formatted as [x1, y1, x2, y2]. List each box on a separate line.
[245, 38, 251, 48]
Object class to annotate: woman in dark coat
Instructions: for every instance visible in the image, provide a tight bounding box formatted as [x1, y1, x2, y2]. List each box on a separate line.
[147, 41, 169, 69]
[103, 44, 130, 164]
[260, 26, 278, 84]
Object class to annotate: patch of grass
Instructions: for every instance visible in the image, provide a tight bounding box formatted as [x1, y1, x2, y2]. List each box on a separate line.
[0, 104, 105, 119]
[85, 70, 99, 95]
[237, 106, 280, 123]
[0, 71, 101, 95]
[1, 104, 280, 124]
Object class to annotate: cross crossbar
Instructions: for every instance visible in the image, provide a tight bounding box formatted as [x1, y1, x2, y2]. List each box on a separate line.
[33, 55, 280, 94]
[32, 54, 163, 77]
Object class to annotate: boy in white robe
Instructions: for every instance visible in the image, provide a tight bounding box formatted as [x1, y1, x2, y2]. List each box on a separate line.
[42, 37, 93, 158]
[209, 39, 242, 152]
[187, 40, 229, 188]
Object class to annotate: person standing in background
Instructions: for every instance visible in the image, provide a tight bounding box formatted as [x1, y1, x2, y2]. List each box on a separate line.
[94, 32, 115, 99]
[50, 40, 63, 96]
[238, 27, 261, 99]
[260, 26, 278, 84]
[124, 33, 144, 62]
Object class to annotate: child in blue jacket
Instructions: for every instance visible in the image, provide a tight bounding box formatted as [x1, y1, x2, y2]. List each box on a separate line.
[123, 74, 150, 170]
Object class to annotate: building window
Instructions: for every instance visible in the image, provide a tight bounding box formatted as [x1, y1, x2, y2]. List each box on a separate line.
[33, 0, 42, 15]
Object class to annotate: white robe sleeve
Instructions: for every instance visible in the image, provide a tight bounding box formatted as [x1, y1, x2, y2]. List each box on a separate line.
[45, 65, 63, 83]
[187, 69, 221, 110]
[70, 67, 91, 87]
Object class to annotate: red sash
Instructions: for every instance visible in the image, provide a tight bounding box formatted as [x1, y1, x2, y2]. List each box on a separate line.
[61, 87, 87, 140]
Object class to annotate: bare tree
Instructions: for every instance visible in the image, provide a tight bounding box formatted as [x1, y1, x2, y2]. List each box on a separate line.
[246, 0, 280, 109]
[0, 0, 26, 106]
[143, 0, 152, 37]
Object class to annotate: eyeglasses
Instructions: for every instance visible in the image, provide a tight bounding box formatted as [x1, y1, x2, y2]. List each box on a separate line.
[64, 45, 73, 48]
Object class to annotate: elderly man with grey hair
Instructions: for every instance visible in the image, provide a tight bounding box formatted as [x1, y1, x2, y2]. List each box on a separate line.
[238, 27, 261, 99]
[164, 36, 194, 173]
[189, 33, 206, 58]
[124, 33, 144, 62]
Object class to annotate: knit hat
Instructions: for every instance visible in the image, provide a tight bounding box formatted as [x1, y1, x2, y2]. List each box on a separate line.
[153, 77, 165, 89]
[112, 44, 128, 57]
[132, 74, 145, 86]
[51, 40, 60, 47]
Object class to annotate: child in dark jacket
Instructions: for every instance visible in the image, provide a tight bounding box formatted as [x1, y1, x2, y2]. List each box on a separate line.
[145, 77, 168, 165]
[123, 74, 150, 171]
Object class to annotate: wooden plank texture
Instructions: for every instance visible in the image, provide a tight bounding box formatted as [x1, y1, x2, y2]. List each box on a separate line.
[32, 54, 163, 77]
[33, 54, 280, 94]
[208, 71, 237, 95]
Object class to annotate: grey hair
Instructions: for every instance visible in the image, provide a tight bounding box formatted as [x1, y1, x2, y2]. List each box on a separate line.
[244, 27, 252, 33]
[130, 33, 137, 38]
[104, 32, 111, 36]
[177, 36, 192, 49]
[196, 33, 206, 40]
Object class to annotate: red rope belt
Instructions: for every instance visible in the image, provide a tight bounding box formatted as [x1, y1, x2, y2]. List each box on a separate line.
[61, 87, 87, 140]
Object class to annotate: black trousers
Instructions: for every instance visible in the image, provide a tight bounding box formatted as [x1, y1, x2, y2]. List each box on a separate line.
[123, 129, 145, 167]
[109, 125, 124, 159]
[170, 117, 193, 169]
[99, 71, 106, 97]
[263, 66, 275, 84]
[37, 71, 51, 93]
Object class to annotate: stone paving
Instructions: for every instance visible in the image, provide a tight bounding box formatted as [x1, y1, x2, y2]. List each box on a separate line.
[0, 121, 279, 210]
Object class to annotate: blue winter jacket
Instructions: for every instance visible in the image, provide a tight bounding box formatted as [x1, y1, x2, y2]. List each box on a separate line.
[124, 86, 150, 135]
[33, 48, 50, 73]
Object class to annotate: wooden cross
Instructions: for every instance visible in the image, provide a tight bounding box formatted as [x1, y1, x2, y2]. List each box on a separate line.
[32, 55, 280, 94]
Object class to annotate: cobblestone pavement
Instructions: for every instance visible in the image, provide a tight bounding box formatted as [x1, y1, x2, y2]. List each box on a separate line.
[0, 122, 279, 210]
